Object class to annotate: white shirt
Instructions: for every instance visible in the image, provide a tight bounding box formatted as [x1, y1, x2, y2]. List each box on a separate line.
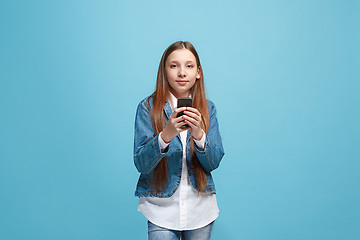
[138, 92, 219, 230]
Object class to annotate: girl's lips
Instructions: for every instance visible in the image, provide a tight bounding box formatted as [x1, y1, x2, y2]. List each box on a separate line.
[176, 80, 189, 85]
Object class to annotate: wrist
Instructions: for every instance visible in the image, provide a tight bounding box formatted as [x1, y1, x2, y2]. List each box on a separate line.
[193, 130, 204, 141]
[160, 131, 171, 144]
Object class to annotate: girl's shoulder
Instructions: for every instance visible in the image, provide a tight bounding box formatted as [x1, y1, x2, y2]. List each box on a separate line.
[135, 95, 155, 115]
[207, 99, 215, 108]
[138, 94, 155, 108]
[206, 99, 217, 112]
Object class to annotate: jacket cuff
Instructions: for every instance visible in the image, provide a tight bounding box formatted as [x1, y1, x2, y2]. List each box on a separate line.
[193, 130, 206, 151]
[158, 132, 170, 153]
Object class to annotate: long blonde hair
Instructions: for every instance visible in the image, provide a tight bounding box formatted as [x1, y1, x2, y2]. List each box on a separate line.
[149, 41, 209, 193]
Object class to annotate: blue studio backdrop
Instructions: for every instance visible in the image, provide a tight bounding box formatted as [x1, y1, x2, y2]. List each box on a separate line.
[1, 0, 359, 239]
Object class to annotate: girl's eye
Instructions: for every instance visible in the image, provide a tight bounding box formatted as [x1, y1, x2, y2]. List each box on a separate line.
[170, 64, 177, 68]
[187, 65, 193, 68]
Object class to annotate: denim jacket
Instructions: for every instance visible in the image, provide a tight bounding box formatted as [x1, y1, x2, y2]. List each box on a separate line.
[133, 96, 225, 198]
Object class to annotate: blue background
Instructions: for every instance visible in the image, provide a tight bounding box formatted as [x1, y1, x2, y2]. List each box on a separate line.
[1, 0, 359, 239]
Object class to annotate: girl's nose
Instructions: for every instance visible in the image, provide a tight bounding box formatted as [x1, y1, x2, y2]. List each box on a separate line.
[178, 67, 186, 77]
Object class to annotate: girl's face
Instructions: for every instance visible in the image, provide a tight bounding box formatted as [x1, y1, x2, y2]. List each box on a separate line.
[165, 48, 201, 98]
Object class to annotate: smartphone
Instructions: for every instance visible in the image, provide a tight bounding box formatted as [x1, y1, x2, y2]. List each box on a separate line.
[176, 97, 193, 127]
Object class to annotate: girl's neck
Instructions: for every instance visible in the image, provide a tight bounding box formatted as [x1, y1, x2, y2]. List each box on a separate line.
[169, 89, 189, 99]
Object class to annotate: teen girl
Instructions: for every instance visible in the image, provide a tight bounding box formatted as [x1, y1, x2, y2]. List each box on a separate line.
[133, 41, 225, 240]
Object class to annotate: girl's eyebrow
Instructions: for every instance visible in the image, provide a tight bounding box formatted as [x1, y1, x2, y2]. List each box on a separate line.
[168, 60, 195, 63]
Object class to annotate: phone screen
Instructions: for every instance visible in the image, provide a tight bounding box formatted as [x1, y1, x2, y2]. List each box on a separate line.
[176, 98, 193, 127]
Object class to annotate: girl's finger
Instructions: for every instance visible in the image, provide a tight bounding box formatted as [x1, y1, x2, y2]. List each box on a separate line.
[185, 107, 200, 116]
[169, 107, 187, 119]
[173, 115, 187, 124]
[183, 115, 198, 126]
[175, 121, 190, 130]
[174, 107, 187, 114]
[183, 119, 196, 129]
[179, 126, 191, 131]
[183, 111, 201, 121]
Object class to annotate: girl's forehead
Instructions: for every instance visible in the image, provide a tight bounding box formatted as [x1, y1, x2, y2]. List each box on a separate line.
[167, 49, 196, 62]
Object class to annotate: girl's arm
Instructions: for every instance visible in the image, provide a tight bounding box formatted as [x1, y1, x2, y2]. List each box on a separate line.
[133, 100, 166, 174]
[194, 101, 225, 173]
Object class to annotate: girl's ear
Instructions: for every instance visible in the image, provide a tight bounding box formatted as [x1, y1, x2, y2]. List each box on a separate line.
[196, 66, 201, 80]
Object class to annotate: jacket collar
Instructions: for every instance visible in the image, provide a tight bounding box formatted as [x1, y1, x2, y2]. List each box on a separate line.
[164, 101, 172, 120]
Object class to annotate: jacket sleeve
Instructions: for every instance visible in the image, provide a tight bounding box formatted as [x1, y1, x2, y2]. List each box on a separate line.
[194, 101, 225, 172]
[133, 100, 166, 174]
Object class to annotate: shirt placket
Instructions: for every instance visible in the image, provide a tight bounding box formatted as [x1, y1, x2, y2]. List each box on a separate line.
[179, 130, 188, 229]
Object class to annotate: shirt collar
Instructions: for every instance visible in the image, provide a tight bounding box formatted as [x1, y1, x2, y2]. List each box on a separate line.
[169, 92, 178, 109]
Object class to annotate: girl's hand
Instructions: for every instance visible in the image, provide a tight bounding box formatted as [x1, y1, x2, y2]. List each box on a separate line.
[182, 107, 204, 140]
[161, 107, 190, 143]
